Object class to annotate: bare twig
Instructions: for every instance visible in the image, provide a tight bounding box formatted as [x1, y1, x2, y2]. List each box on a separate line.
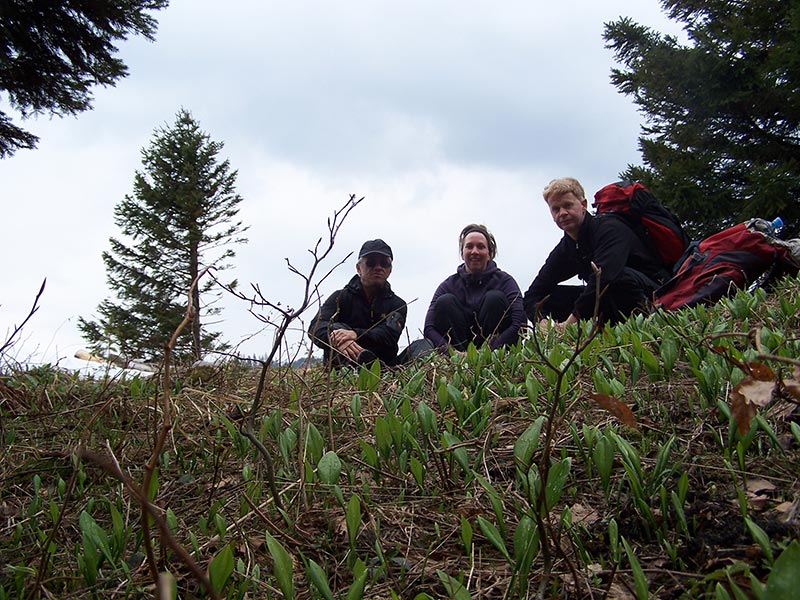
[529, 263, 604, 600]
[135, 266, 219, 598]
[75, 445, 216, 599]
[0, 278, 46, 363]
[221, 194, 363, 513]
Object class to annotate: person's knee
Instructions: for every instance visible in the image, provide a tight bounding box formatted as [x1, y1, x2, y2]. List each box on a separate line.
[434, 293, 460, 313]
[483, 289, 509, 311]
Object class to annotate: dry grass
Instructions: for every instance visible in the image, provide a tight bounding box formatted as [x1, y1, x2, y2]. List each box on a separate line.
[2, 287, 800, 599]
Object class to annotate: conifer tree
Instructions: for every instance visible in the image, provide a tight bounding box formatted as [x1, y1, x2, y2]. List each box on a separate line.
[79, 109, 247, 362]
[0, 0, 168, 158]
[605, 0, 800, 239]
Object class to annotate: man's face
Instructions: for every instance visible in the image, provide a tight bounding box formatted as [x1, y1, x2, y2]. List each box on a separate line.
[356, 253, 392, 288]
[546, 192, 587, 239]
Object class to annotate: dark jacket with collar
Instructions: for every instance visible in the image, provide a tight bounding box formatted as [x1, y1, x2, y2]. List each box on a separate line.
[523, 212, 669, 321]
[424, 260, 525, 349]
[309, 274, 407, 363]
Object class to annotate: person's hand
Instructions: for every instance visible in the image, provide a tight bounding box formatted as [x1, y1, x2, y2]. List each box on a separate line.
[538, 318, 565, 333]
[330, 328, 357, 348]
[329, 329, 364, 360]
[340, 340, 365, 360]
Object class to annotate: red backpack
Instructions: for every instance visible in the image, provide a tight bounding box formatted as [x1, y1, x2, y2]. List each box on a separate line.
[593, 181, 690, 271]
[654, 221, 800, 311]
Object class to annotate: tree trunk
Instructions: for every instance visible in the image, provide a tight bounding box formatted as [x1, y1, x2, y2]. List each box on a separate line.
[190, 241, 202, 361]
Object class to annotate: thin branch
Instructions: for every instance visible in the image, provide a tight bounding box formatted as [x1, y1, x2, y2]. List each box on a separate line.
[136, 266, 218, 598]
[0, 278, 46, 360]
[233, 194, 364, 513]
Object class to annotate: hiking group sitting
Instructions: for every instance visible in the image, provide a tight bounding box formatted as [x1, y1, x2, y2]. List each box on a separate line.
[309, 176, 690, 367]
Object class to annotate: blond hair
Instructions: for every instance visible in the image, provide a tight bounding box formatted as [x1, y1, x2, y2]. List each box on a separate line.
[543, 177, 586, 203]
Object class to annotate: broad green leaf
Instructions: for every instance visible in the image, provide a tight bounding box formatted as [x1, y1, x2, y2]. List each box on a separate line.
[214, 512, 227, 538]
[622, 537, 648, 600]
[265, 532, 294, 599]
[306, 423, 324, 464]
[764, 540, 800, 599]
[638, 347, 661, 375]
[416, 401, 437, 435]
[724, 572, 754, 600]
[544, 457, 571, 510]
[745, 518, 774, 564]
[346, 569, 369, 600]
[659, 334, 678, 373]
[279, 428, 297, 466]
[346, 494, 362, 549]
[358, 439, 378, 467]
[513, 416, 545, 470]
[317, 451, 342, 485]
[524, 372, 542, 405]
[165, 507, 178, 532]
[350, 394, 361, 420]
[436, 570, 472, 600]
[305, 558, 334, 600]
[436, 379, 449, 411]
[652, 436, 676, 484]
[410, 455, 424, 487]
[526, 464, 542, 506]
[48, 498, 59, 526]
[790, 422, 800, 445]
[147, 468, 159, 502]
[513, 515, 538, 575]
[677, 471, 689, 504]
[466, 342, 479, 366]
[79, 511, 114, 565]
[442, 431, 470, 472]
[357, 360, 380, 392]
[476, 516, 511, 563]
[714, 583, 733, 600]
[405, 368, 426, 395]
[374, 417, 392, 458]
[208, 544, 234, 594]
[592, 368, 612, 395]
[460, 515, 473, 554]
[593, 435, 614, 495]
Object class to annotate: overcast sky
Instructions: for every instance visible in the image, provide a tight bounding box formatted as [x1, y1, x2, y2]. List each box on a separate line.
[1, 0, 682, 369]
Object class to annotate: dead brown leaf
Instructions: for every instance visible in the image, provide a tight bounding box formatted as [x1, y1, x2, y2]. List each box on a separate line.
[746, 361, 774, 380]
[729, 377, 775, 435]
[570, 502, 600, 525]
[783, 380, 800, 402]
[589, 393, 638, 428]
[746, 478, 776, 495]
[770, 501, 798, 523]
[607, 580, 637, 600]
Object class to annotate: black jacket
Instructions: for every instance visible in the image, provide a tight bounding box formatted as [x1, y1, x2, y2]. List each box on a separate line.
[524, 213, 669, 321]
[309, 275, 407, 363]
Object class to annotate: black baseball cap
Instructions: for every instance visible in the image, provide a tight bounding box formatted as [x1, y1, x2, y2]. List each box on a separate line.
[358, 239, 393, 259]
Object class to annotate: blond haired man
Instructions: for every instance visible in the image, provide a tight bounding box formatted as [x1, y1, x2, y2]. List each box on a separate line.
[523, 177, 668, 326]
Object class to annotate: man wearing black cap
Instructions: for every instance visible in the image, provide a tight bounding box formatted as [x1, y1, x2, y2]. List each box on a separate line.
[309, 239, 408, 367]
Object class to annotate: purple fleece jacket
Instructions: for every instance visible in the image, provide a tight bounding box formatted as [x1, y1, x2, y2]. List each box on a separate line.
[424, 260, 526, 349]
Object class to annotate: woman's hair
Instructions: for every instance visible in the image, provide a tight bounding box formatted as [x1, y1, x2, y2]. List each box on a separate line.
[459, 223, 497, 259]
[542, 177, 586, 203]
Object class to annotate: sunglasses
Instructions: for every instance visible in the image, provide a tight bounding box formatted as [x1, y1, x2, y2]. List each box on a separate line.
[364, 257, 392, 268]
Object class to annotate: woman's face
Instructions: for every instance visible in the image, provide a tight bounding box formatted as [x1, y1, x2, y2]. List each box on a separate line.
[462, 231, 491, 273]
